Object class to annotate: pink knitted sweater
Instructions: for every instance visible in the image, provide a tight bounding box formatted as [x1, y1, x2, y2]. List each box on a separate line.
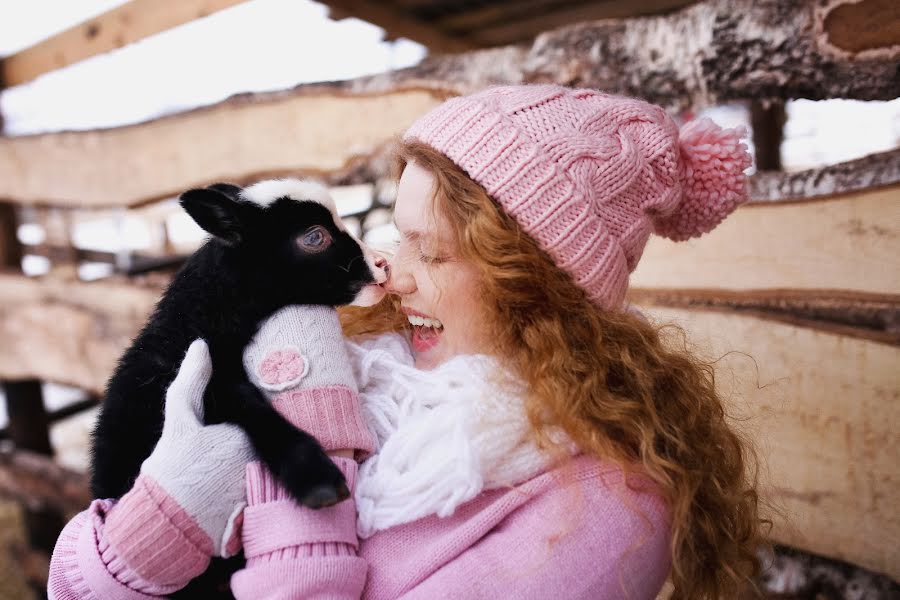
[49, 448, 671, 599]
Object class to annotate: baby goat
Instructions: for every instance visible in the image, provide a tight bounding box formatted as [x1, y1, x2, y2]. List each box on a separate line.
[90, 179, 386, 512]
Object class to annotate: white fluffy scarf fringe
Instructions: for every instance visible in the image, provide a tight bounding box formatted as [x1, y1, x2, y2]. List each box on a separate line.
[346, 333, 573, 538]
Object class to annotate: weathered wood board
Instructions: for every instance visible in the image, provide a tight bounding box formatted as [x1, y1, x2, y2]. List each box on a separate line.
[0, 90, 446, 208]
[0, 273, 161, 393]
[631, 185, 900, 297]
[636, 306, 899, 581]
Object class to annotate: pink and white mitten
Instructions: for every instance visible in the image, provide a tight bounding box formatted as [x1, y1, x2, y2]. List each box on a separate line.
[243, 305, 376, 460]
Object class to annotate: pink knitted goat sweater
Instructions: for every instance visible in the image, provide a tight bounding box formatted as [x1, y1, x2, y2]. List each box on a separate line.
[49, 452, 671, 599]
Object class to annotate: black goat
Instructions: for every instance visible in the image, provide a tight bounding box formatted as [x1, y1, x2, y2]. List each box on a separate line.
[90, 179, 386, 511]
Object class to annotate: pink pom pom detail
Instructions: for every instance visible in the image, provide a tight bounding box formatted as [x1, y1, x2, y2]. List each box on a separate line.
[651, 117, 752, 242]
[257, 346, 308, 391]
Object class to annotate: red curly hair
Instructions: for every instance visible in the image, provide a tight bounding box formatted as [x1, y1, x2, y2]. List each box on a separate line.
[341, 140, 770, 599]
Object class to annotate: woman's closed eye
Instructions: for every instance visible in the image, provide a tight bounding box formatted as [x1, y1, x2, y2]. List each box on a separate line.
[419, 252, 446, 265]
[418, 246, 450, 265]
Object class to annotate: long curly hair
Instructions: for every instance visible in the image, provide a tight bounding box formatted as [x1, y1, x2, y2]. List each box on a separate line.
[341, 140, 770, 599]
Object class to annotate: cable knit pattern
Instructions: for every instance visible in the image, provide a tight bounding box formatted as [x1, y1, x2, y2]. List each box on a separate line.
[404, 84, 752, 309]
[244, 304, 377, 457]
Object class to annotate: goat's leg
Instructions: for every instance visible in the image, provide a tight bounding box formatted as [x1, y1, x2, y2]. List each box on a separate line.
[90, 368, 169, 499]
[229, 379, 349, 508]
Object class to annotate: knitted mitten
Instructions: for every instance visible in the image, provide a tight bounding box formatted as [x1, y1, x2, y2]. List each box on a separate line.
[107, 339, 255, 569]
[243, 305, 376, 460]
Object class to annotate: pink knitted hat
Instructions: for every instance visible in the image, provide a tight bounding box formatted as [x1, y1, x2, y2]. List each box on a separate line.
[404, 85, 752, 310]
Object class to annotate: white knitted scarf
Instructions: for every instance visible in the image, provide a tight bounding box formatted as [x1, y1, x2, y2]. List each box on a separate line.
[346, 332, 572, 538]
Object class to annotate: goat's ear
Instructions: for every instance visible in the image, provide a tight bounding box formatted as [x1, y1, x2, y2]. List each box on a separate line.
[179, 187, 257, 245]
[206, 183, 243, 200]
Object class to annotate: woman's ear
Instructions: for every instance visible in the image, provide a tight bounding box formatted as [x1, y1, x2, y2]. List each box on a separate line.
[179, 186, 258, 246]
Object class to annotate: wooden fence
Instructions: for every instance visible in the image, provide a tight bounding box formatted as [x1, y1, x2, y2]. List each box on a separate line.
[0, 0, 897, 594]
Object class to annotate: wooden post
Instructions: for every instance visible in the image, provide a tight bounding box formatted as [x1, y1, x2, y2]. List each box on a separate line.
[3, 381, 52, 456]
[750, 100, 786, 171]
[0, 203, 21, 270]
[1, 381, 58, 594]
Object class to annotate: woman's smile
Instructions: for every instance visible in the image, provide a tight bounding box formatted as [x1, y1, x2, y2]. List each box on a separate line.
[402, 306, 444, 353]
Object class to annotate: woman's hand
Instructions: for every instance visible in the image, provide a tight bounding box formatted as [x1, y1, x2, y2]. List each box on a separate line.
[139, 338, 256, 557]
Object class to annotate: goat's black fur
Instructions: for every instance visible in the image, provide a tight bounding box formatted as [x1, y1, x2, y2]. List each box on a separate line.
[90, 182, 377, 596]
[91, 182, 375, 502]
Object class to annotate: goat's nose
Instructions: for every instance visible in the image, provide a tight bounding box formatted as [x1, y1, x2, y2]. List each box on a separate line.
[371, 252, 389, 283]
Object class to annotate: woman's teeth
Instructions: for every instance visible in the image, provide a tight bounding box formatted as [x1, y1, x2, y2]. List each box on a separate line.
[407, 315, 443, 329]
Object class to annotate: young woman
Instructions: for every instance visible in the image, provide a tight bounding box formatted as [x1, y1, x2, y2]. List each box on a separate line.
[49, 85, 765, 599]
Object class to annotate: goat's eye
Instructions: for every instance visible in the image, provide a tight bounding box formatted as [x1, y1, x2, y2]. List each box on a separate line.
[296, 226, 332, 253]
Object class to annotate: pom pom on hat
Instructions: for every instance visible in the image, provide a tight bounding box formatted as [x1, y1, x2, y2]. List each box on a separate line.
[650, 117, 752, 242]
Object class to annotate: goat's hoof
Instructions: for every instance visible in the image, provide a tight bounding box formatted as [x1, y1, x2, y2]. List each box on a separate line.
[279, 446, 350, 509]
[300, 481, 350, 509]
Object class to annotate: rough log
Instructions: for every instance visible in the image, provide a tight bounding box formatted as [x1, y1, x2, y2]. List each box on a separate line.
[0, 0, 249, 88]
[749, 149, 900, 203]
[359, 0, 900, 105]
[630, 185, 900, 298]
[635, 306, 900, 580]
[0, 443, 90, 516]
[518, 0, 900, 107]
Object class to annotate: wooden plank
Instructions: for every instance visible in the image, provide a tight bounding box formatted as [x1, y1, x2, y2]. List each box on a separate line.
[0, 272, 163, 393]
[634, 305, 900, 580]
[630, 185, 900, 298]
[0, 0, 249, 87]
[0, 89, 447, 208]
[0, 444, 90, 516]
[319, 0, 476, 53]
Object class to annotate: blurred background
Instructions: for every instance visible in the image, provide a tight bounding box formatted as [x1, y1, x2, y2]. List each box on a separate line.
[0, 1, 897, 598]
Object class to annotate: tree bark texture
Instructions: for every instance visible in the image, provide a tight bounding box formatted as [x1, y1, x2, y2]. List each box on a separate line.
[356, 0, 900, 107]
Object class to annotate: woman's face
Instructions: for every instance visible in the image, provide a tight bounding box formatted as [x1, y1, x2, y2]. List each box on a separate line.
[384, 162, 491, 370]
